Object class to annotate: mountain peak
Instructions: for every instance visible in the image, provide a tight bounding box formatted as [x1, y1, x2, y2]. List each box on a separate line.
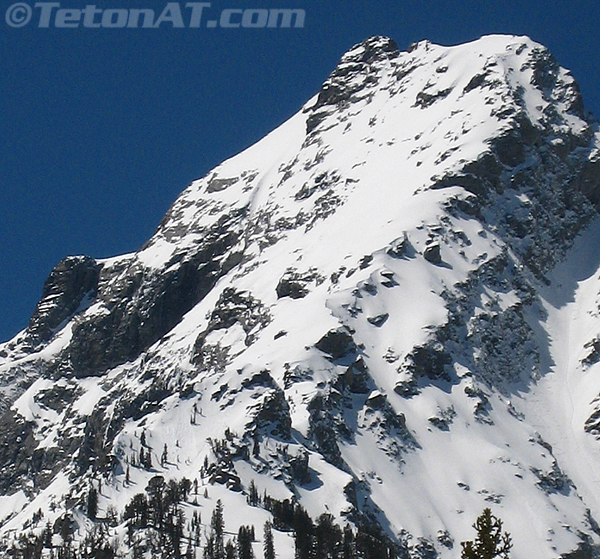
[341, 35, 400, 64]
[2, 35, 600, 559]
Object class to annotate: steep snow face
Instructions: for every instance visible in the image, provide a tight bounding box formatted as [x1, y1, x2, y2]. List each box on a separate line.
[1, 34, 600, 559]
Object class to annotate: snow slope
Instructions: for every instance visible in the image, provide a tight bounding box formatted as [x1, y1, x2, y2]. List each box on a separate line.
[1, 34, 600, 559]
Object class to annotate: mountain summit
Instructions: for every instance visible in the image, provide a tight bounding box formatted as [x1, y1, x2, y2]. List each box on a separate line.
[2, 34, 600, 559]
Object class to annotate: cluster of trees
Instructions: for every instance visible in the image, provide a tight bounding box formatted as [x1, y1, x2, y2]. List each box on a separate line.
[5, 471, 512, 559]
[6, 475, 196, 559]
[6, 515, 88, 559]
[127, 431, 154, 471]
[258, 494, 397, 559]
[122, 475, 193, 558]
[202, 500, 259, 559]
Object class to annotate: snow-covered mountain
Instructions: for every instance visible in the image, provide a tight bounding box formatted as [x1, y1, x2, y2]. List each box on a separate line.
[2, 34, 600, 559]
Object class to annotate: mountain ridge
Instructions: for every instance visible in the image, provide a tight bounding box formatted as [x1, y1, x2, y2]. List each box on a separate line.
[2, 33, 600, 559]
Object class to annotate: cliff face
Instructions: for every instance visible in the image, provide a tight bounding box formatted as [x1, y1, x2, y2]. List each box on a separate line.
[2, 34, 600, 559]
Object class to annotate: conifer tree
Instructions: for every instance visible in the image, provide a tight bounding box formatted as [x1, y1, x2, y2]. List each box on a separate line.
[461, 508, 512, 559]
[248, 480, 260, 506]
[237, 526, 254, 559]
[264, 521, 276, 559]
[210, 500, 225, 559]
[204, 535, 216, 559]
[342, 525, 355, 559]
[86, 486, 98, 520]
[225, 540, 237, 559]
[43, 522, 53, 549]
[293, 505, 313, 559]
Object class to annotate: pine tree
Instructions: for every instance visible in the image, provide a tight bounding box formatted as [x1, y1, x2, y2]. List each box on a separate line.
[43, 522, 53, 549]
[342, 525, 355, 559]
[293, 505, 313, 559]
[315, 513, 341, 559]
[263, 521, 276, 559]
[186, 542, 197, 559]
[143, 448, 152, 469]
[252, 434, 260, 458]
[162, 443, 169, 467]
[204, 536, 215, 559]
[237, 526, 254, 559]
[225, 540, 237, 559]
[210, 500, 225, 559]
[179, 477, 192, 501]
[86, 486, 98, 520]
[248, 480, 260, 506]
[461, 508, 512, 559]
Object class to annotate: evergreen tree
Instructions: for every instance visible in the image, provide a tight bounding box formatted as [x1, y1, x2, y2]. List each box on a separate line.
[168, 507, 185, 558]
[248, 480, 260, 506]
[186, 542, 197, 559]
[167, 478, 182, 505]
[225, 540, 237, 559]
[195, 512, 203, 547]
[179, 477, 192, 501]
[237, 526, 254, 559]
[43, 522, 53, 549]
[263, 521, 276, 559]
[210, 500, 225, 559]
[204, 536, 215, 559]
[315, 514, 341, 559]
[252, 434, 260, 458]
[146, 476, 166, 532]
[123, 493, 149, 528]
[57, 514, 74, 559]
[162, 443, 169, 467]
[293, 505, 313, 559]
[461, 508, 512, 559]
[86, 487, 98, 521]
[342, 525, 355, 559]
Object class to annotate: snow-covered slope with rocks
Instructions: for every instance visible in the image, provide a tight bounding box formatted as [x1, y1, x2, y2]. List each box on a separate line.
[2, 34, 600, 558]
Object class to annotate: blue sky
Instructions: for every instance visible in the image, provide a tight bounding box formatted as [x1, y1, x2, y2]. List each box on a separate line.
[2, 0, 600, 342]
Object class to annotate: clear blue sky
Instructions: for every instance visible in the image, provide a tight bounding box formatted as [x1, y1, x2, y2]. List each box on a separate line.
[2, 0, 600, 342]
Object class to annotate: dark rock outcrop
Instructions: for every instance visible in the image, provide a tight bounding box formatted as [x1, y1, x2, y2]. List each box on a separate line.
[67, 209, 247, 377]
[27, 256, 101, 345]
[315, 328, 357, 361]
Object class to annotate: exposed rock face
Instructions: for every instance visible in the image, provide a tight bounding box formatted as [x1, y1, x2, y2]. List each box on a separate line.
[423, 243, 442, 264]
[312, 36, 400, 113]
[65, 208, 247, 377]
[276, 268, 324, 299]
[315, 328, 357, 361]
[0, 412, 36, 494]
[27, 256, 101, 346]
[2, 34, 600, 559]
